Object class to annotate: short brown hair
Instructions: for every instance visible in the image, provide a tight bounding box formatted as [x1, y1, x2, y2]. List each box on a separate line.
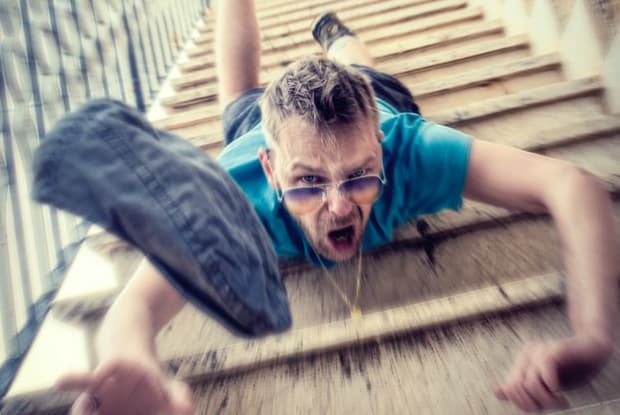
[260, 56, 379, 144]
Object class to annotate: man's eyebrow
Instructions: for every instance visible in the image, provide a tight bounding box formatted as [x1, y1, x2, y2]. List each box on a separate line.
[289, 162, 325, 174]
[359, 155, 378, 168]
[344, 155, 377, 173]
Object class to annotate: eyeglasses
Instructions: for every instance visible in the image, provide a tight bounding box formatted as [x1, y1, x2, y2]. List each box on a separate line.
[275, 171, 387, 216]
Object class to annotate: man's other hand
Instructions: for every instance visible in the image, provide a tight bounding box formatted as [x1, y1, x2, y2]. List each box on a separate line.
[494, 335, 614, 412]
[56, 358, 194, 415]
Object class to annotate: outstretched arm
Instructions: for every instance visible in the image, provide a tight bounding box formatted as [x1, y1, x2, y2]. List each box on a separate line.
[57, 259, 193, 415]
[463, 139, 618, 413]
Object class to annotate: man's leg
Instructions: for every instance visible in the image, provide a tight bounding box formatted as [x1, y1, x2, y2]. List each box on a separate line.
[312, 13, 374, 67]
[215, 0, 261, 110]
[312, 13, 420, 115]
[326, 36, 374, 67]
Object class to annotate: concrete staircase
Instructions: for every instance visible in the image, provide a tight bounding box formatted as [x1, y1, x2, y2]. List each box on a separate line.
[2, 0, 620, 414]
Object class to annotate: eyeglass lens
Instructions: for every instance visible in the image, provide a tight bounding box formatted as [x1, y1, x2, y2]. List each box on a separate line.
[282, 176, 384, 215]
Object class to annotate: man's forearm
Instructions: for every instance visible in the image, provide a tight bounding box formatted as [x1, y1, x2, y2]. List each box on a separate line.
[546, 168, 619, 342]
[96, 259, 188, 361]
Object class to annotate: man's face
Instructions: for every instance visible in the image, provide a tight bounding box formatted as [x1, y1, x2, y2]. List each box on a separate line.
[260, 116, 383, 262]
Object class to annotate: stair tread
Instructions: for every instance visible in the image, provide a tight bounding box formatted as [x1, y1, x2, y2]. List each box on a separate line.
[164, 34, 531, 109]
[194, 0, 467, 47]
[170, 272, 567, 380]
[413, 52, 561, 97]
[6, 298, 620, 414]
[182, 7, 485, 72]
[429, 76, 602, 125]
[174, 19, 504, 92]
[174, 78, 605, 148]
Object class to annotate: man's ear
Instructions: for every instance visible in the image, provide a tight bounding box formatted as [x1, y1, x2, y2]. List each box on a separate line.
[258, 147, 278, 189]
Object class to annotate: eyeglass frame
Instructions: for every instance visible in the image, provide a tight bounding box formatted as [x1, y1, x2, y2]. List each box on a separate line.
[265, 149, 388, 212]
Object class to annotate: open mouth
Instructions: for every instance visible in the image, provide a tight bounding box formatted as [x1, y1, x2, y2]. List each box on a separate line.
[327, 225, 355, 250]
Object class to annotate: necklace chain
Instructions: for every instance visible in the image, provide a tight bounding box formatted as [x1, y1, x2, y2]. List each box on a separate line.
[313, 246, 364, 319]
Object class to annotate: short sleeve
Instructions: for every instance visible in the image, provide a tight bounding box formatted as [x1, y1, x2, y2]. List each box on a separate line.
[381, 113, 472, 226]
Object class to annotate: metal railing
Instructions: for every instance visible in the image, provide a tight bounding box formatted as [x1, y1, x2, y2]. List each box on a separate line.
[0, 0, 208, 397]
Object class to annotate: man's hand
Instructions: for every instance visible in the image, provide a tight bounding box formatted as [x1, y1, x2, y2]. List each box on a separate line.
[494, 334, 614, 412]
[56, 357, 194, 415]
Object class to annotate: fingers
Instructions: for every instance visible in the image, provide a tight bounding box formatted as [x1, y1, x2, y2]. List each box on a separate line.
[495, 343, 568, 413]
[55, 372, 97, 391]
[166, 379, 195, 415]
[70, 393, 100, 415]
[524, 363, 568, 411]
[495, 345, 541, 412]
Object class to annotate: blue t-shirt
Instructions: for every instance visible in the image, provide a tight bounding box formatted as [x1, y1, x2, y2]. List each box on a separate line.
[217, 98, 472, 265]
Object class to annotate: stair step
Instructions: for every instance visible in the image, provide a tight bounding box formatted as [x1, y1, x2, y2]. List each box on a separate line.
[164, 35, 530, 110]
[412, 53, 561, 98]
[174, 78, 602, 150]
[429, 76, 602, 125]
[171, 273, 566, 381]
[160, 83, 218, 109]
[193, 0, 467, 48]
[557, 399, 620, 415]
[259, 0, 470, 54]
[187, 1, 476, 66]
[7, 277, 619, 415]
[377, 34, 529, 78]
[198, 0, 379, 34]
[417, 68, 564, 114]
[260, 0, 453, 42]
[198, 0, 439, 46]
[370, 19, 505, 62]
[173, 19, 503, 92]
[184, 5, 483, 69]
[258, 0, 432, 32]
[180, 300, 620, 414]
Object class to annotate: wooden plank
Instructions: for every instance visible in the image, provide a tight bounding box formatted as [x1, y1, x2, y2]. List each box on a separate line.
[263, 0, 469, 52]
[6, 203, 618, 414]
[429, 77, 603, 125]
[164, 35, 530, 109]
[152, 102, 221, 130]
[171, 273, 567, 381]
[377, 34, 529, 77]
[181, 7, 483, 61]
[194, 0, 460, 45]
[160, 83, 218, 109]
[255, 0, 388, 22]
[257, 0, 421, 32]
[412, 53, 561, 97]
[170, 66, 216, 91]
[2, 274, 592, 415]
[182, 94, 614, 153]
[557, 399, 620, 415]
[416, 66, 563, 114]
[182, 7, 484, 70]
[370, 19, 504, 61]
[184, 302, 620, 415]
[199, 0, 433, 35]
[173, 20, 503, 92]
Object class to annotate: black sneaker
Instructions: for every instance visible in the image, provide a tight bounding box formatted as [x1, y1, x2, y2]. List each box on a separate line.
[311, 12, 356, 52]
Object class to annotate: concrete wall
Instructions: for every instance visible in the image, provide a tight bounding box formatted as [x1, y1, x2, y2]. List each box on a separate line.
[471, 0, 620, 113]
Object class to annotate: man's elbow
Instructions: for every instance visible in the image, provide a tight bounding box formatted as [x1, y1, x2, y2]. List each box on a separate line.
[546, 164, 611, 208]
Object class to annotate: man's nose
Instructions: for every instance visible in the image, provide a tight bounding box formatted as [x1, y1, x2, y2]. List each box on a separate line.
[325, 186, 353, 217]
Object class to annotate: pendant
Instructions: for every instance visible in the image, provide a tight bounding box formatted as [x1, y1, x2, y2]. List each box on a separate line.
[350, 306, 362, 320]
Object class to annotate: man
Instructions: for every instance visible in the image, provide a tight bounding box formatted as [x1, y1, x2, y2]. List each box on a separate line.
[53, 0, 617, 413]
